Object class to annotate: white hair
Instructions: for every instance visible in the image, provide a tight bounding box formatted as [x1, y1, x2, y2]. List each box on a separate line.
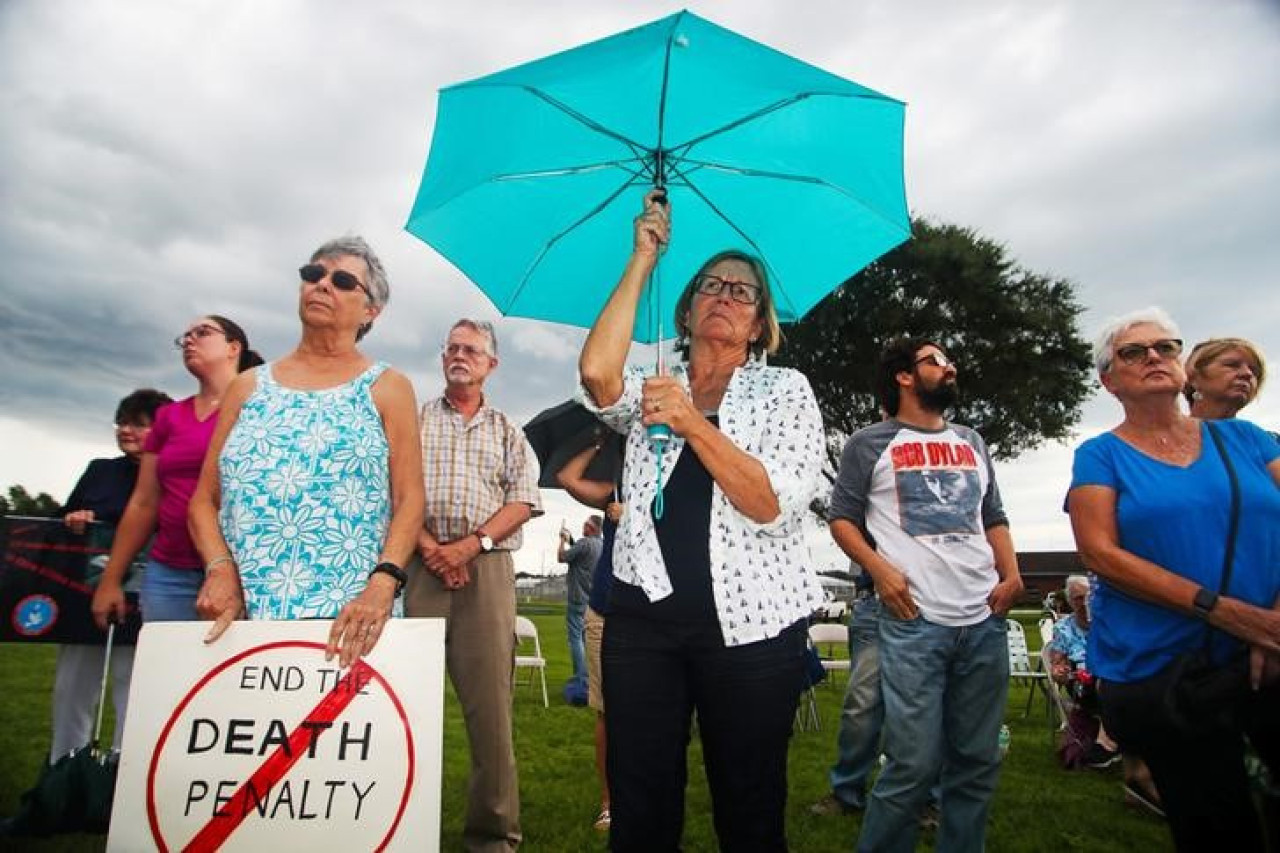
[1092, 306, 1181, 374]
[1065, 575, 1090, 595]
[449, 318, 498, 356]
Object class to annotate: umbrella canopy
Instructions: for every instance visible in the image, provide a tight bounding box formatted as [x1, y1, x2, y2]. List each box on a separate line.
[524, 400, 623, 489]
[407, 10, 909, 342]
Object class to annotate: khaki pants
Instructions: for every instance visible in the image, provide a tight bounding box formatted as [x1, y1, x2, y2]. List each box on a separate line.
[406, 552, 520, 852]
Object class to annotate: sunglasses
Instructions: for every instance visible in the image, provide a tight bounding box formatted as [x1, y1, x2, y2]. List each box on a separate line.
[914, 352, 955, 369]
[1115, 338, 1183, 366]
[173, 324, 226, 349]
[299, 263, 369, 297]
[695, 274, 761, 305]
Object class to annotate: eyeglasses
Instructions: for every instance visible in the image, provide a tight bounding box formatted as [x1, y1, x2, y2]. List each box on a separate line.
[173, 324, 226, 349]
[1114, 338, 1183, 366]
[442, 342, 490, 359]
[695, 274, 761, 305]
[914, 352, 955, 369]
[299, 263, 369, 297]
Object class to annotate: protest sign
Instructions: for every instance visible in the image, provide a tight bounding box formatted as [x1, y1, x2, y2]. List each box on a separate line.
[108, 618, 445, 852]
[0, 515, 142, 644]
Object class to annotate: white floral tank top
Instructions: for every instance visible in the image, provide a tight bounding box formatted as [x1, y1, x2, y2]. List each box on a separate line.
[219, 361, 392, 619]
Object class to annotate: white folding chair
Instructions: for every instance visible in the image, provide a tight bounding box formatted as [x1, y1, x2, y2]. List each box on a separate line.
[808, 622, 851, 685]
[514, 615, 549, 708]
[1038, 616, 1074, 733]
[1006, 620, 1051, 720]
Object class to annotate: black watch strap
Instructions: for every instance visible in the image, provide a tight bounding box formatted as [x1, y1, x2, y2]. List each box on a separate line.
[371, 562, 407, 598]
[1192, 586, 1219, 620]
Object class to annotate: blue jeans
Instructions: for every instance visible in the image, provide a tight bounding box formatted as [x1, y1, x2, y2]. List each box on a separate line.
[566, 600, 588, 684]
[829, 595, 882, 809]
[858, 613, 1009, 853]
[139, 559, 203, 622]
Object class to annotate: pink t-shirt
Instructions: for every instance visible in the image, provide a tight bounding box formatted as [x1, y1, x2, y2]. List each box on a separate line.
[143, 397, 218, 569]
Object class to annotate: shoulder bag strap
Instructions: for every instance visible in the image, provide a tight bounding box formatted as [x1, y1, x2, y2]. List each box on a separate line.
[1203, 420, 1240, 653]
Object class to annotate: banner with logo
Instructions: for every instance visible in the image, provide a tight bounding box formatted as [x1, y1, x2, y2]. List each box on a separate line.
[0, 515, 142, 644]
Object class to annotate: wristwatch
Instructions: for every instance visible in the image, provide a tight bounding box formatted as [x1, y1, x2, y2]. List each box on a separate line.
[370, 562, 407, 597]
[1191, 586, 1219, 620]
[475, 530, 495, 553]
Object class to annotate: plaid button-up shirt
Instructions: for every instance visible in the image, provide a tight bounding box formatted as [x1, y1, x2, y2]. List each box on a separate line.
[419, 395, 542, 549]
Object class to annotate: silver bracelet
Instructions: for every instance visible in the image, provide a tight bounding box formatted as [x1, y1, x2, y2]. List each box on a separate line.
[205, 555, 235, 572]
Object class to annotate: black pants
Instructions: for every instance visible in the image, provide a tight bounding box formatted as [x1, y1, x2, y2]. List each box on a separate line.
[1100, 668, 1280, 852]
[602, 613, 806, 853]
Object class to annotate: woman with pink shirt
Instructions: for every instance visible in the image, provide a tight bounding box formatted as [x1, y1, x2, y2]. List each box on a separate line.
[91, 316, 262, 626]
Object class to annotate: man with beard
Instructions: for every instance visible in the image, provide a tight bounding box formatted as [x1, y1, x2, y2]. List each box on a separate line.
[828, 337, 1023, 853]
[407, 318, 542, 851]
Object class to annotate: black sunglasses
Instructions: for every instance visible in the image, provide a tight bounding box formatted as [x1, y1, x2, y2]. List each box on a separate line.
[299, 263, 369, 297]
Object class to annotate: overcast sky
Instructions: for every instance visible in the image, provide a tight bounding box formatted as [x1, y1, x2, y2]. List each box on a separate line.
[3, 0, 1278, 574]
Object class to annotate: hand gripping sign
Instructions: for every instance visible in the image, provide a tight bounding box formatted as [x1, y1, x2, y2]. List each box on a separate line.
[108, 618, 445, 852]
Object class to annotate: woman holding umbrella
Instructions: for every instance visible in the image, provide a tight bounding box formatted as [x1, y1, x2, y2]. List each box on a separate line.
[579, 191, 826, 851]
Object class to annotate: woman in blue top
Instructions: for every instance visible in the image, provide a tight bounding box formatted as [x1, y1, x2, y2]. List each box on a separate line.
[189, 236, 425, 669]
[1068, 307, 1280, 852]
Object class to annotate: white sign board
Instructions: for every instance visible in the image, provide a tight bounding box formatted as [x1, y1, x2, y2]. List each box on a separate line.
[108, 618, 445, 852]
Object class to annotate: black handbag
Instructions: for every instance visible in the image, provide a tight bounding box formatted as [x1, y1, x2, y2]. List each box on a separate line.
[1160, 421, 1251, 734]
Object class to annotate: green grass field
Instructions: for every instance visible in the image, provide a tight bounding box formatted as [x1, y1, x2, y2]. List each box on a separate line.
[0, 608, 1172, 851]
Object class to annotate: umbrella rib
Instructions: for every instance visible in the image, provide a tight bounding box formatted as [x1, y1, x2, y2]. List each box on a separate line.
[495, 85, 652, 161]
[491, 157, 646, 183]
[503, 175, 646, 310]
[670, 90, 883, 155]
[674, 157, 912, 243]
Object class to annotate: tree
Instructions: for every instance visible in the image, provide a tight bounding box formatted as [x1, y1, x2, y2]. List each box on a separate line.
[0, 484, 63, 518]
[774, 218, 1093, 477]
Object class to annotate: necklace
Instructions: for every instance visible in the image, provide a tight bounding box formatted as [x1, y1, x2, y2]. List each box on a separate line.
[1119, 419, 1199, 462]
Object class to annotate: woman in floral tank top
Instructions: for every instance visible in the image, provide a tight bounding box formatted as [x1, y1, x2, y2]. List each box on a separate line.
[189, 236, 424, 668]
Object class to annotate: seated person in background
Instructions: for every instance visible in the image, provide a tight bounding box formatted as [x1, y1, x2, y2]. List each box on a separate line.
[1047, 576, 1163, 816]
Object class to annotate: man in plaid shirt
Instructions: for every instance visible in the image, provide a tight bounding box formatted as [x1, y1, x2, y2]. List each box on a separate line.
[407, 318, 542, 852]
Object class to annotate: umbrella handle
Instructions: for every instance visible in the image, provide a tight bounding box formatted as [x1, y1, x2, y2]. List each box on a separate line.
[92, 621, 116, 754]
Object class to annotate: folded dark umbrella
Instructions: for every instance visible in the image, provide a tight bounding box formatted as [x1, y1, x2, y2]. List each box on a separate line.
[1, 625, 119, 837]
[524, 400, 622, 488]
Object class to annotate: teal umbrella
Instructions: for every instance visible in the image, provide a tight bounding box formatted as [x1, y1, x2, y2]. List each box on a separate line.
[406, 9, 910, 343]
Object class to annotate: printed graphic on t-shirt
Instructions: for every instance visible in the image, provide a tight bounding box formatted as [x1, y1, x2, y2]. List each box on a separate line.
[890, 440, 981, 538]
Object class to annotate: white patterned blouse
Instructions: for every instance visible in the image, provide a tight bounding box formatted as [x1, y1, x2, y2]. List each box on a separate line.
[580, 359, 826, 646]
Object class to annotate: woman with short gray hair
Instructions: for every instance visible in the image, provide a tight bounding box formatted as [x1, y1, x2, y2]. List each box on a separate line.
[1067, 306, 1280, 850]
[189, 236, 425, 668]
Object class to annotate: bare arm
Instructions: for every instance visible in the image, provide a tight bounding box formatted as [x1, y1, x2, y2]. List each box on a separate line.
[579, 191, 667, 408]
[985, 523, 1024, 615]
[1069, 480, 1280, 658]
[372, 369, 426, 570]
[189, 371, 254, 570]
[680, 412, 780, 523]
[555, 443, 613, 510]
[830, 517, 917, 620]
[327, 368, 425, 667]
[90, 453, 161, 629]
[189, 371, 256, 639]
